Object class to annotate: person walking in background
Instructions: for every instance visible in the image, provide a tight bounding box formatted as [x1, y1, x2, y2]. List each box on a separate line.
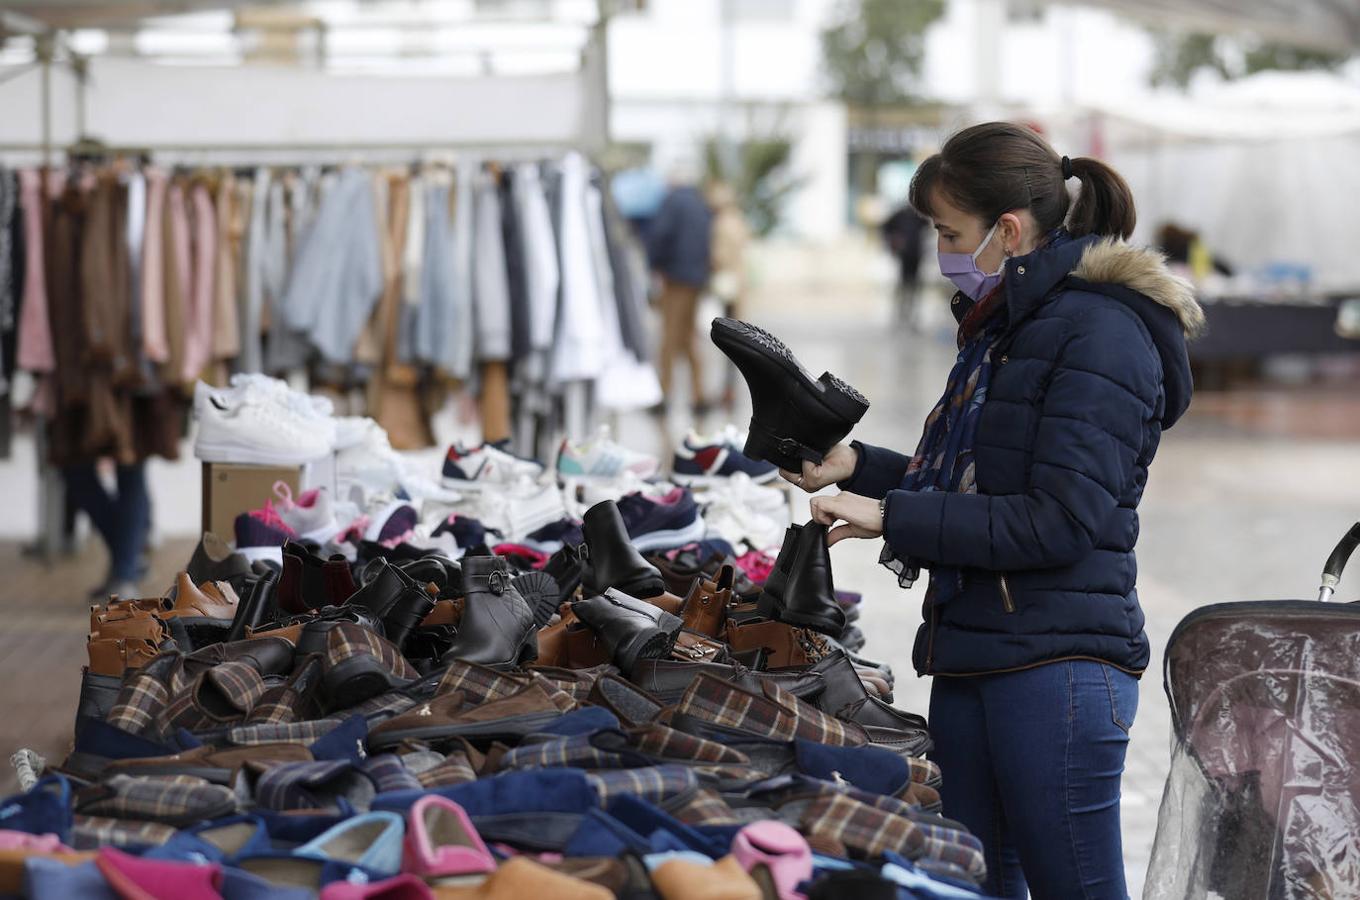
[881, 202, 927, 328]
[646, 163, 713, 418]
[706, 181, 750, 413]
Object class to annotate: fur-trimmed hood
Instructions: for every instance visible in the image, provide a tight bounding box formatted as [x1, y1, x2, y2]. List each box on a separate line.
[1070, 239, 1205, 338]
[1061, 237, 1199, 429]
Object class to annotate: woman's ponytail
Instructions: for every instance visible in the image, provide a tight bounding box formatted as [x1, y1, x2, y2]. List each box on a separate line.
[1066, 157, 1136, 240]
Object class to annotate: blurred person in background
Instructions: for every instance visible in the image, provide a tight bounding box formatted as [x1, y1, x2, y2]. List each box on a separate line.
[881, 203, 929, 328]
[1157, 221, 1234, 279]
[783, 122, 1204, 898]
[646, 161, 714, 417]
[706, 180, 751, 413]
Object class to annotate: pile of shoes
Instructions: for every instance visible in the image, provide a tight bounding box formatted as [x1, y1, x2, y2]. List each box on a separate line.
[2, 377, 996, 898]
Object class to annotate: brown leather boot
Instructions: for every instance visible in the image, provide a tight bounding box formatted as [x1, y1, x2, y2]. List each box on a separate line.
[681, 565, 735, 638]
[724, 618, 824, 668]
[161, 572, 239, 624]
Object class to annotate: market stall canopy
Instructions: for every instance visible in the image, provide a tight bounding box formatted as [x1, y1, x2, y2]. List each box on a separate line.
[1094, 72, 1360, 293]
[1069, 0, 1360, 54]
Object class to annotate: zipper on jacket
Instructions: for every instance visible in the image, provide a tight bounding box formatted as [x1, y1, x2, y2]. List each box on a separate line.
[998, 574, 1016, 613]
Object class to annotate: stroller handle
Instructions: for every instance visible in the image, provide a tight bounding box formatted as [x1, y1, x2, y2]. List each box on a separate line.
[1318, 521, 1360, 602]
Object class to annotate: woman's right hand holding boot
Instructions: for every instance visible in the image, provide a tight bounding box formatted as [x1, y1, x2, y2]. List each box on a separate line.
[779, 442, 858, 493]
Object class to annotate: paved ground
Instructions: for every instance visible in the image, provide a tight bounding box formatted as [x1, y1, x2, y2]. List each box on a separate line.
[0, 239, 1357, 897]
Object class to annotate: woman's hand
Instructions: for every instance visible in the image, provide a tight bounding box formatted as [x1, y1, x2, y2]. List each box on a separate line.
[779, 443, 858, 493]
[810, 492, 883, 546]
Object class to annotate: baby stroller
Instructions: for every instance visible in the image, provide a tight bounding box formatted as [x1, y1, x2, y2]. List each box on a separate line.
[1145, 522, 1360, 899]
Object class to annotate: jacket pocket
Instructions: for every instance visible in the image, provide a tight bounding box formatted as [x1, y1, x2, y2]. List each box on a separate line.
[998, 574, 1016, 614]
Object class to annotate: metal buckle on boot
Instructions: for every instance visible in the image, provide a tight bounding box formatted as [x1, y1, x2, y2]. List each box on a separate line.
[777, 437, 801, 458]
[487, 570, 509, 595]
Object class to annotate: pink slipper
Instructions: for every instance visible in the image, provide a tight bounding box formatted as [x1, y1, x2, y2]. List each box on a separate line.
[731, 820, 812, 900]
[402, 795, 496, 878]
[95, 847, 223, 900]
[0, 829, 73, 853]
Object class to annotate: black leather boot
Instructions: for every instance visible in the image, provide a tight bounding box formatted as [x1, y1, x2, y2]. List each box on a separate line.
[347, 558, 436, 650]
[757, 522, 846, 636]
[580, 501, 665, 598]
[225, 570, 278, 643]
[710, 317, 868, 472]
[760, 524, 802, 602]
[544, 544, 586, 606]
[440, 557, 536, 669]
[571, 589, 682, 675]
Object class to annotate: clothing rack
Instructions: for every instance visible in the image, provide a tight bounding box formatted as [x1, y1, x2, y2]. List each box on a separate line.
[0, 140, 582, 169]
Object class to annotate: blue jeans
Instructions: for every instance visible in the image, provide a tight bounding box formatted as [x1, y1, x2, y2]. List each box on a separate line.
[928, 660, 1138, 899]
[61, 462, 150, 584]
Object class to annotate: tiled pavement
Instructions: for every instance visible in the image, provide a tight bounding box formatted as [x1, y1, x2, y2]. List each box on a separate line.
[1, 241, 1358, 897]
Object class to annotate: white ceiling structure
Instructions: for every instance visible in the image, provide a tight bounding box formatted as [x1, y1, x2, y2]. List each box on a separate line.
[1057, 0, 1360, 53]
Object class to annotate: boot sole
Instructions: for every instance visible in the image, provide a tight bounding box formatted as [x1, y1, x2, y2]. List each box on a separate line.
[615, 627, 679, 675]
[514, 572, 563, 629]
[630, 517, 708, 554]
[711, 317, 869, 423]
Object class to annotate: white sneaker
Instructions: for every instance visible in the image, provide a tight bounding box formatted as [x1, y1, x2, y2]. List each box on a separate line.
[456, 478, 567, 543]
[441, 441, 546, 491]
[228, 374, 338, 448]
[700, 476, 789, 550]
[194, 381, 333, 466]
[272, 483, 341, 543]
[556, 426, 659, 483]
[229, 373, 334, 420]
[504, 480, 569, 543]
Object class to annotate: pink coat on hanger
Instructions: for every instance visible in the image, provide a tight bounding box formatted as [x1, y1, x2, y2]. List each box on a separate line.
[182, 181, 217, 383]
[15, 169, 60, 374]
[140, 168, 170, 364]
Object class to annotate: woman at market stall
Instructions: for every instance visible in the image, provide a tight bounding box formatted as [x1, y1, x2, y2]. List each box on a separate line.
[782, 122, 1203, 899]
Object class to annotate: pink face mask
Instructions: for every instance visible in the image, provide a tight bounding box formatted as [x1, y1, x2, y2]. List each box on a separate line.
[938, 220, 1005, 301]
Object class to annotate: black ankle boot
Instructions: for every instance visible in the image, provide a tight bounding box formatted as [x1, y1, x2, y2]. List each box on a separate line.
[580, 501, 665, 598]
[571, 589, 682, 675]
[440, 556, 536, 669]
[347, 558, 435, 650]
[757, 521, 846, 636]
[225, 570, 279, 643]
[710, 318, 868, 472]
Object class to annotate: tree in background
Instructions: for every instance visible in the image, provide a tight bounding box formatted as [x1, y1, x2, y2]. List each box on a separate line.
[821, 0, 944, 198]
[1149, 31, 1350, 88]
[700, 127, 807, 238]
[821, 0, 945, 108]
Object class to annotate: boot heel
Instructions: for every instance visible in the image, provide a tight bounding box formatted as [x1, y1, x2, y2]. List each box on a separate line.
[818, 372, 870, 421]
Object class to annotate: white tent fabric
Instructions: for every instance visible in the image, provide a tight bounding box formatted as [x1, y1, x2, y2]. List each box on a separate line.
[1069, 0, 1360, 54]
[1090, 73, 1360, 293]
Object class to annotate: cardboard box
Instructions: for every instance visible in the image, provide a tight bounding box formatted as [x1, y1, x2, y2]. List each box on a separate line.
[200, 455, 337, 540]
[201, 463, 299, 540]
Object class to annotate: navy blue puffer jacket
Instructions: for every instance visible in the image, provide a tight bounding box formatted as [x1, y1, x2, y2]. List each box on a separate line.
[843, 232, 1202, 677]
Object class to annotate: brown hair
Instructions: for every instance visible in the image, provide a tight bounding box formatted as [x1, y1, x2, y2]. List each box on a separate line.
[909, 122, 1136, 240]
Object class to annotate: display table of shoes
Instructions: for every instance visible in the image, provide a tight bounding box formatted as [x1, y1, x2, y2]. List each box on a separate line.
[2, 376, 991, 899]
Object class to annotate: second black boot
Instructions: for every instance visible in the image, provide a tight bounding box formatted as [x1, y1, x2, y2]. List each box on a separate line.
[757, 521, 846, 637]
[580, 501, 665, 599]
[440, 556, 536, 669]
[347, 558, 436, 650]
[710, 317, 868, 472]
[225, 570, 279, 643]
[571, 589, 682, 675]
